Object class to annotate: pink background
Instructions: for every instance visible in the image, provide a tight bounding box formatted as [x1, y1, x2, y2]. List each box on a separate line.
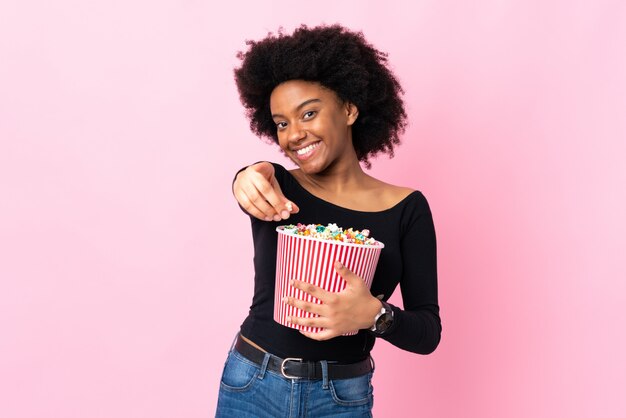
[1, 1, 625, 417]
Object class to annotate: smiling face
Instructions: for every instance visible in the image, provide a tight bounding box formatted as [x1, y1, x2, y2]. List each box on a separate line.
[270, 80, 359, 175]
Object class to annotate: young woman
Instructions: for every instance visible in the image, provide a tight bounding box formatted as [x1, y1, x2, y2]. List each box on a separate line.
[216, 24, 441, 418]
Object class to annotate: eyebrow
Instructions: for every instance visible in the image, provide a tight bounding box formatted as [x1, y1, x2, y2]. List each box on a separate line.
[271, 98, 321, 119]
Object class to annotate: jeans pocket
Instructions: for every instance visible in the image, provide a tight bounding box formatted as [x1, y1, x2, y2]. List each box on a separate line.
[219, 350, 260, 392]
[329, 372, 373, 407]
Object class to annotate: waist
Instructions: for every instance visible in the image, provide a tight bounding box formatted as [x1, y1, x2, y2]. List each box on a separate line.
[240, 316, 375, 362]
[234, 333, 373, 380]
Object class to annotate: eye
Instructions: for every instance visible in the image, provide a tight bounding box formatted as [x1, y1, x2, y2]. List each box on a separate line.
[303, 111, 316, 120]
[275, 121, 287, 130]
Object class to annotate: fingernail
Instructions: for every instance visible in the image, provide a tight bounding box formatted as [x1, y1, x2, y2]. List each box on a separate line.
[335, 261, 343, 268]
[281, 296, 287, 303]
[273, 214, 281, 222]
[286, 202, 293, 212]
[264, 216, 272, 222]
[286, 316, 291, 322]
[281, 210, 290, 219]
[289, 280, 294, 286]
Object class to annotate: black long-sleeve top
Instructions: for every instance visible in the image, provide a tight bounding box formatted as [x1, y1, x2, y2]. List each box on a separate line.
[237, 163, 441, 363]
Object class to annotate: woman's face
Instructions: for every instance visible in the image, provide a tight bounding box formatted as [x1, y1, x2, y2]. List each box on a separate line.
[270, 80, 358, 174]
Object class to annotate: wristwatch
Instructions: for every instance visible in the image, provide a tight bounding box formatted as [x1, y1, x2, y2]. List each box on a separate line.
[370, 300, 394, 335]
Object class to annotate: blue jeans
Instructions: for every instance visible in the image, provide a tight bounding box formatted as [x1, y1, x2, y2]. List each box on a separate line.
[215, 346, 374, 417]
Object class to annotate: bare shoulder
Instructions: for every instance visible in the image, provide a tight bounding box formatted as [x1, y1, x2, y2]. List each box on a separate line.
[368, 178, 416, 208]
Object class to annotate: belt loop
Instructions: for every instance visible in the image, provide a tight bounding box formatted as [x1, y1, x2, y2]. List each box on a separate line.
[257, 353, 270, 380]
[320, 360, 329, 389]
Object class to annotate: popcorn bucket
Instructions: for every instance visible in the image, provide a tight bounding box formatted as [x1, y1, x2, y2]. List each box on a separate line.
[274, 225, 384, 335]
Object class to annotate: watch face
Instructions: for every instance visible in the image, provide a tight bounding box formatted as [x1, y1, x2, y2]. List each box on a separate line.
[376, 313, 393, 332]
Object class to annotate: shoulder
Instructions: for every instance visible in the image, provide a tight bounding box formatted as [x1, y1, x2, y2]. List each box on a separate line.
[270, 162, 297, 188]
[386, 184, 417, 203]
[265, 161, 286, 173]
[370, 179, 433, 223]
[258, 161, 288, 180]
[367, 178, 422, 209]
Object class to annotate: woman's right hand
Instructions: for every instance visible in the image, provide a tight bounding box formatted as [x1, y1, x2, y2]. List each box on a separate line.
[233, 162, 300, 222]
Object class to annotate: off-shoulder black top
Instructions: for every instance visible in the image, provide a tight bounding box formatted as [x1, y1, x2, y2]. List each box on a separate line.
[237, 163, 441, 362]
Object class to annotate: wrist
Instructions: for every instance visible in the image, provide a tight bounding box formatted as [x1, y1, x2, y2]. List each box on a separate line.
[369, 299, 394, 335]
[365, 297, 383, 329]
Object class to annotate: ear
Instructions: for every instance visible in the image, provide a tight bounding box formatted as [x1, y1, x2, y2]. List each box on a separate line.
[345, 102, 359, 126]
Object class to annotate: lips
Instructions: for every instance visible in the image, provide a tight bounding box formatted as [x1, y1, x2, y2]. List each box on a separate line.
[292, 141, 321, 161]
[295, 142, 320, 155]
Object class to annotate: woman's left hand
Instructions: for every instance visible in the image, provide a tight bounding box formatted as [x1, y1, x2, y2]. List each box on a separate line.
[284, 261, 383, 340]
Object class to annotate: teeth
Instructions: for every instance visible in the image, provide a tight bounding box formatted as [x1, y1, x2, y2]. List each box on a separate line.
[296, 142, 319, 155]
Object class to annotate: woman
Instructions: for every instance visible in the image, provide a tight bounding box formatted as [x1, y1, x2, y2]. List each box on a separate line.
[216, 24, 441, 417]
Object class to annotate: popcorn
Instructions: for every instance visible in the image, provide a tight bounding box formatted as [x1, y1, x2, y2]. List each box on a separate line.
[281, 223, 380, 246]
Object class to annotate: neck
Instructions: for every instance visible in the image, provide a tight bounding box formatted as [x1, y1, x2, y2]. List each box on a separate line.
[301, 153, 368, 195]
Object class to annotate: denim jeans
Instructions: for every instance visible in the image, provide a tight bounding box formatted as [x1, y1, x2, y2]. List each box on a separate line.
[215, 346, 374, 417]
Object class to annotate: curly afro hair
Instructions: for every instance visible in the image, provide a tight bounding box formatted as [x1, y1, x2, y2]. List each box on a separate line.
[234, 24, 407, 167]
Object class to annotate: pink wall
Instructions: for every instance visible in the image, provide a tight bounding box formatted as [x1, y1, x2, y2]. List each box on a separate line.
[1, 1, 625, 417]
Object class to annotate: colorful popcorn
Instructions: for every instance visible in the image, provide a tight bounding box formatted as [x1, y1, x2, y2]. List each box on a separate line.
[280, 223, 380, 246]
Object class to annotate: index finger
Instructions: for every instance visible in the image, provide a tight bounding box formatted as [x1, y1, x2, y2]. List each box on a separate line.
[290, 279, 331, 302]
[251, 174, 295, 219]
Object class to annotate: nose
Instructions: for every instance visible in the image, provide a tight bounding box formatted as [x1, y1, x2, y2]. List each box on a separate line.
[286, 121, 306, 143]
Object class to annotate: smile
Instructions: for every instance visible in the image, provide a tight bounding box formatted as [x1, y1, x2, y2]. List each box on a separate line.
[295, 142, 320, 156]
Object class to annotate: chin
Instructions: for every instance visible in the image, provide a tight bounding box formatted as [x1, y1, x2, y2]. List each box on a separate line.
[298, 158, 328, 174]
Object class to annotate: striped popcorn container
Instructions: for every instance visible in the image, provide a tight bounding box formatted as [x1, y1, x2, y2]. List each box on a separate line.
[274, 225, 384, 335]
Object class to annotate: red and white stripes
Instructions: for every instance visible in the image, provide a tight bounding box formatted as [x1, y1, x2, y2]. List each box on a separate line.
[274, 227, 383, 335]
